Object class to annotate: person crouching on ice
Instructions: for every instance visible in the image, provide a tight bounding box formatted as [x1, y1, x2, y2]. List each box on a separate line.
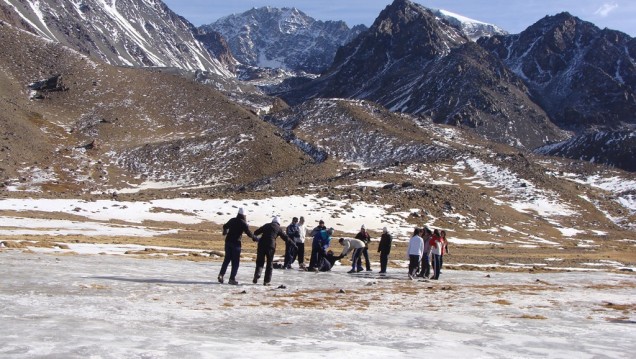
[338, 237, 366, 273]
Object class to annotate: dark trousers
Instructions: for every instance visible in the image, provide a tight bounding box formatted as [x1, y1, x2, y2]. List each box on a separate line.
[285, 242, 305, 267]
[379, 252, 389, 273]
[308, 241, 322, 269]
[408, 255, 420, 277]
[351, 248, 363, 270]
[432, 254, 442, 280]
[419, 253, 430, 277]
[356, 247, 371, 270]
[219, 242, 241, 280]
[254, 247, 275, 284]
[292, 242, 305, 266]
[283, 241, 297, 268]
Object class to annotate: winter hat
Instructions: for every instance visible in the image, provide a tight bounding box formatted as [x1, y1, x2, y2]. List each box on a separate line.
[383, 227, 388, 233]
[361, 224, 365, 229]
[272, 216, 280, 224]
[238, 208, 244, 215]
[327, 227, 334, 235]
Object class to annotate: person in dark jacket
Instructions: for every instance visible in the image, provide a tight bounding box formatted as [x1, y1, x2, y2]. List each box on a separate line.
[355, 225, 372, 271]
[218, 208, 256, 285]
[252, 216, 293, 286]
[318, 250, 344, 272]
[283, 217, 301, 269]
[307, 219, 327, 270]
[377, 227, 393, 274]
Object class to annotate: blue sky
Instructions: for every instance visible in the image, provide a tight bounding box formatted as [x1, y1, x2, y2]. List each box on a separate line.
[162, 0, 636, 36]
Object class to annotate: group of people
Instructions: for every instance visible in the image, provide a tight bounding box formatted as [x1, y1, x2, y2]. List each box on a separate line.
[217, 208, 447, 285]
[407, 227, 449, 280]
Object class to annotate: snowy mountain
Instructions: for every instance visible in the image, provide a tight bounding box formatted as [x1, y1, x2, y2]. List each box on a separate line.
[0, 0, 233, 76]
[536, 129, 636, 171]
[277, 0, 567, 150]
[479, 12, 636, 132]
[432, 9, 508, 41]
[199, 6, 366, 74]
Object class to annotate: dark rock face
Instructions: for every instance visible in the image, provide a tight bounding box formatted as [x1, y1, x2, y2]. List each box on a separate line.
[536, 130, 636, 171]
[479, 12, 636, 132]
[200, 7, 366, 74]
[278, 0, 566, 149]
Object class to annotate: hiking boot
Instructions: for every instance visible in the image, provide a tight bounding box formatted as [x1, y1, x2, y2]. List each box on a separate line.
[356, 268, 363, 272]
[263, 282, 271, 286]
[347, 269, 356, 273]
[217, 275, 224, 284]
[366, 268, 373, 272]
[252, 277, 258, 284]
[228, 279, 238, 285]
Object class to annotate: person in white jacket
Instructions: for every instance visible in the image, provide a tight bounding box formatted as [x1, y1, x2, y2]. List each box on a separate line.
[407, 228, 424, 280]
[338, 237, 366, 273]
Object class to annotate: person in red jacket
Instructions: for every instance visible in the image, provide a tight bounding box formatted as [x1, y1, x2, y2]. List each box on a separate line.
[430, 229, 443, 280]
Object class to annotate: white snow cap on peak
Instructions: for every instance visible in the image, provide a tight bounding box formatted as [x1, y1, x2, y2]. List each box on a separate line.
[238, 208, 245, 215]
[272, 216, 280, 224]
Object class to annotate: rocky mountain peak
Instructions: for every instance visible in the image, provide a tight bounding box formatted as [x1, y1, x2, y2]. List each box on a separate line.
[0, 0, 232, 76]
[480, 12, 636, 132]
[200, 6, 365, 74]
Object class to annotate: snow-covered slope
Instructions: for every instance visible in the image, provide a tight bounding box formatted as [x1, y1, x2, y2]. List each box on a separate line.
[433, 9, 508, 41]
[200, 6, 366, 74]
[0, 0, 232, 76]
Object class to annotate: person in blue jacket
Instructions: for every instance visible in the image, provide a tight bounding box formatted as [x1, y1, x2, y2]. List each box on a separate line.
[308, 224, 334, 272]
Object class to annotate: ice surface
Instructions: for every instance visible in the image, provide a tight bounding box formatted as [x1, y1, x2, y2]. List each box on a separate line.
[0, 251, 634, 358]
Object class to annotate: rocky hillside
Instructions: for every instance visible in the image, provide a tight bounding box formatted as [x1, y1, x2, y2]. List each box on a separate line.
[0, 0, 233, 76]
[200, 6, 366, 75]
[536, 130, 636, 171]
[479, 12, 636, 132]
[0, 19, 308, 194]
[277, 0, 567, 150]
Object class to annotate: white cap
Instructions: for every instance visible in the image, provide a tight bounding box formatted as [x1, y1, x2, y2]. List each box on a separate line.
[361, 224, 365, 229]
[383, 227, 388, 233]
[238, 208, 244, 215]
[272, 216, 280, 224]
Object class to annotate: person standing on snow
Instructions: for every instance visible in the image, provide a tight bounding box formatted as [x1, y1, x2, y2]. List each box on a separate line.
[407, 228, 424, 280]
[355, 225, 372, 271]
[418, 227, 433, 278]
[430, 229, 444, 280]
[218, 208, 256, 285]
[308, 219, 327, 270]
[294, 216, 308, 270]
[253, 216, 293, 286]
[377, 227, 393, 274]
[283, 217, 301, 269]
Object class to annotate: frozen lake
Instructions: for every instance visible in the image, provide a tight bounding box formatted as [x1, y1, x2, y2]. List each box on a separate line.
[1, 250, 634, 358]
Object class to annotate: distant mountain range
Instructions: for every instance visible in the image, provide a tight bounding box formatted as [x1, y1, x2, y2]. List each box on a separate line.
[0, 0, 634, 174]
